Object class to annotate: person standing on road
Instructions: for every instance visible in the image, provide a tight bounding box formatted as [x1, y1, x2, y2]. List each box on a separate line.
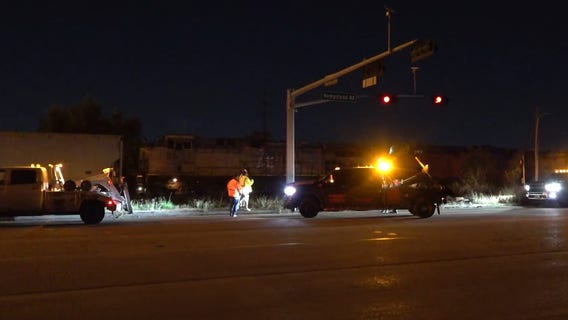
[238, 168, 254, 211]
[227, 174, 242, 217]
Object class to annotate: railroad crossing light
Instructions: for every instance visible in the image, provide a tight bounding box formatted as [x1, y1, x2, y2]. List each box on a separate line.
[432, 95, 448, 105]
[379, 93, 397, 105]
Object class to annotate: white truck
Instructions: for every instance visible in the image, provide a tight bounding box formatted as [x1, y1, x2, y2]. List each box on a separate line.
[0, 165, 118, 224]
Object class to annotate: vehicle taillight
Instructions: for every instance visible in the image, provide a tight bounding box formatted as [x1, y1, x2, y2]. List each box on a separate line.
[106, 199, 117, 212]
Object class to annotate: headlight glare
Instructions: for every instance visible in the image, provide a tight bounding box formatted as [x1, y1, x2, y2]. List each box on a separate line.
[284, 186, 296, 196]
[545, 182, 562, 192]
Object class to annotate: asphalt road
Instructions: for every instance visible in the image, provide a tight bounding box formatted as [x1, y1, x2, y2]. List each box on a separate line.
[1, 206, 568, 319]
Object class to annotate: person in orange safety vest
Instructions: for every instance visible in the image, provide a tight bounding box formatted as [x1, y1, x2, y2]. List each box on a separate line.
[227, 174, 242, 217]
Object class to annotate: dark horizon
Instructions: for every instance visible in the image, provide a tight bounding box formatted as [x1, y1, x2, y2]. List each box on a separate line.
[1, 2, 565, 151]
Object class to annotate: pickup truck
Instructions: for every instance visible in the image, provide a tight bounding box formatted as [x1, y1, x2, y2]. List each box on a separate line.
[0, 165, 118, 224]
[283, 165, 446, 218]
[523, 171, 568, 207]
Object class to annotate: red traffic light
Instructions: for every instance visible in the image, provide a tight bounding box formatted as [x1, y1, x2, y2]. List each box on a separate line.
[432, 95, 448, 105]
[379, 93, 397, 105]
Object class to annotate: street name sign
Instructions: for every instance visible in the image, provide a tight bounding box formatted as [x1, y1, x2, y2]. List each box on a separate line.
[321, 91, 357, 102]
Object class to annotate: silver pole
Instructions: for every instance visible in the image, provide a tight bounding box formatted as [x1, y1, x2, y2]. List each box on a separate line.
[534, 106, 540, 182]
[286, 89, 295, 184]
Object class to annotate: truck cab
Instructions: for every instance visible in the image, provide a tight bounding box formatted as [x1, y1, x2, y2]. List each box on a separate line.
[0, 166, 47, 212]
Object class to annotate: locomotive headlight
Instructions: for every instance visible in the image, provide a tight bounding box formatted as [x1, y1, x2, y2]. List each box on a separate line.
[284, 186, 297, 196]
[545, 182, 562, 192]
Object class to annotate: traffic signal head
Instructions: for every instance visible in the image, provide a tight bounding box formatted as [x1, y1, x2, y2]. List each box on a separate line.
[432, 95, 448, 105]
[379, 93, 397, 105]
[411, 40, 438, 63]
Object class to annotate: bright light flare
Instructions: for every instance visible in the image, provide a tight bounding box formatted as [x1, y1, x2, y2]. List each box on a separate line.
[545, 182, 562, 192]
[376, 158, 392, 173]
[284, 186, 297, 196]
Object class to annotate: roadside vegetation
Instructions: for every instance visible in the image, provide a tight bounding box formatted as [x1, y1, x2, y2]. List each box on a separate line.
[130, 195, 285, 212]
[131, 190, 519, 212]
[131, 145, 526, 212]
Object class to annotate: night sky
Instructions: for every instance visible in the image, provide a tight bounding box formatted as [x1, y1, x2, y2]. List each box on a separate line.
[1, 2, 566, 150]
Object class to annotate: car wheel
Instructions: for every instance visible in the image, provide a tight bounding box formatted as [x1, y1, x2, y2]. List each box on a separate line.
[63, 180, 76, 191]
[299, 197, 320, 218]
[80, 202, 105, 225]
[80, 180, 92, 192]
[412, 198, 435, 218]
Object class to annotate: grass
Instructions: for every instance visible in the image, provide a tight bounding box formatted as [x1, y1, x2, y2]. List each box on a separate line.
[130, 195, 285, 212]
[444, 192, 518, 207]
[130, 197, 177, 211]
[130, 192, 518, 212]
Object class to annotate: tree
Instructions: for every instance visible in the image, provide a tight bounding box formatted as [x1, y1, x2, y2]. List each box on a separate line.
[38, 95, 142, 191]
[457, 146, 502, 195]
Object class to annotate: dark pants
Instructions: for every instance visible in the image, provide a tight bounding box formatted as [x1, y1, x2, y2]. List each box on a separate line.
[229, 196, 240, 216]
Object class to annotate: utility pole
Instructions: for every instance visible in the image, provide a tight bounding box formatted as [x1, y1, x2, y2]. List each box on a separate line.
[261, 90, 268, 144]
[534, 106, 540, 182]
[534, 106, 551, 182]
[521, 153, 526, 185]
[385, 6, 394, 53]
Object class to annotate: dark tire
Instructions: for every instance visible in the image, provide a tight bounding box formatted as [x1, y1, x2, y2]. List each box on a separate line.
[412, 198, 436, 218]
[63, 180, 76, 191]
[558, 201, 568, 208]
[80, 180, 92, 192]
[519, 196, 536, 207]
[79, 202, 105, 225]
[556, 195, 568, 207]
[299, 197, 320, 218]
